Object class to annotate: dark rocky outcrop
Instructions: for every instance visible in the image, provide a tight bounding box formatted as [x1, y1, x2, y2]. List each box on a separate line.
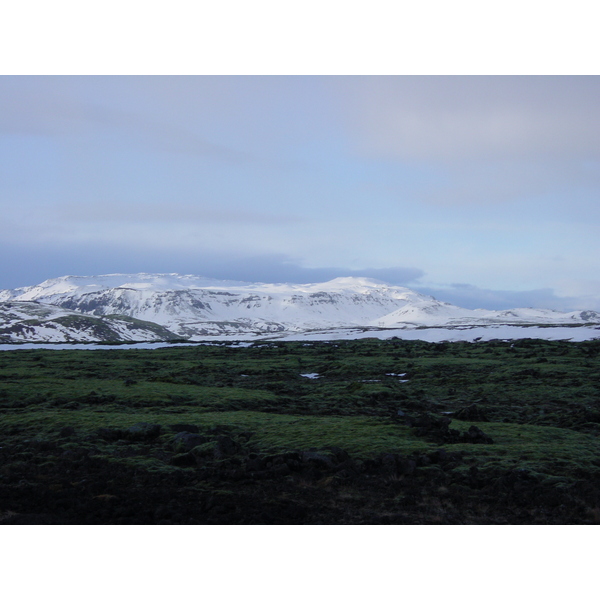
[171, 432, 209, 453]
[401, 412, 494, 445]
[125, 423, 162, 442]
[170, 424, 200, 434]
[454, 404, 489, 422]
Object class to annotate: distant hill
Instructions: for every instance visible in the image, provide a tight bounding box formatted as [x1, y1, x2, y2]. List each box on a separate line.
[1, 273, 599, 342]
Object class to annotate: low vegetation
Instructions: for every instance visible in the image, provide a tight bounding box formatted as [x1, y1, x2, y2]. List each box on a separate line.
[1, 338, 600, 524]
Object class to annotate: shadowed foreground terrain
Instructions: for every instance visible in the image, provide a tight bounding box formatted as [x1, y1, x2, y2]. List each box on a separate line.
[2, 338, 600, 524]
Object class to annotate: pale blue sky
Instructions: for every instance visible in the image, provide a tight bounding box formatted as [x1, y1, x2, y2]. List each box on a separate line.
[1, 76, 599, 310]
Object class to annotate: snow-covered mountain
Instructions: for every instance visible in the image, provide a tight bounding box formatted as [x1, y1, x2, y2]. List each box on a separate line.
[0, 300, 182, 343]
[1, 273, 599, 342]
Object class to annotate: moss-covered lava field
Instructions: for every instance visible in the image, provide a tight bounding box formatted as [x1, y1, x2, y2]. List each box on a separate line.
[2, 337, 600, 524]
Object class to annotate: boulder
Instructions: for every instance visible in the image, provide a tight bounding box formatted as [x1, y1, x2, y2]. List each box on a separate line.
[170, 452, 197, 467]
[455, 404, 489, 422]
[301, 451, 335, 469]
[126, 423, 162, 441]
[245, 456, 265, 472]
[170, 424, 200, 434]
[381, 453, 398, 472]
[214, 435, 241, 459]
[461, 425, 494, 444]
[326, 446, 350, 463]
[397, 458, 416, 476]
[269, 463, 291, 477]
[190, 441, 219, 463]
[428, 449, 449, 464]
[171, 432, 209, 453]
[59, 426, 76, 438]
[96, 427, 126, 441]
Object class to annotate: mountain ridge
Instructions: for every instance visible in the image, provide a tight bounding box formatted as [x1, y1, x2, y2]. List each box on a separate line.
[1, 273, 599, 342]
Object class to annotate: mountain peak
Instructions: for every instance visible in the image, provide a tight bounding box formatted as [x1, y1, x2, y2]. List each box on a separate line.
[320, 276, 389, 288]
[2, 273, 600, 342]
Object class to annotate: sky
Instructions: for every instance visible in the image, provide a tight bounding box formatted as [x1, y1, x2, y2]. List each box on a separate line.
[1, 75, 599, 311]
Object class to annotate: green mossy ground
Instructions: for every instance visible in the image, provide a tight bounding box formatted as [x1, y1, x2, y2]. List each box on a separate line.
[1, 338, 600, 524]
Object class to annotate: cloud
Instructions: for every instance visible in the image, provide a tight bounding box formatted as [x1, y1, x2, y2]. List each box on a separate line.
[0, 242, 424, 290]
[191, 257, 425, 285]
[414, 282, 600, 312]
[412, 158, 600, 206]
[332, 76, 600, 206]
[0, 78, 248, 162]
[341, 76, 600, 162]
[3, 239, 598, 312]
[81, 104, 250, 162]
[54, 202, 304, 225]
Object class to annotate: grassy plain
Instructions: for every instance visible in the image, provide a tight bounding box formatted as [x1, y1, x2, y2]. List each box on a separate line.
[1, 338, 600, 524]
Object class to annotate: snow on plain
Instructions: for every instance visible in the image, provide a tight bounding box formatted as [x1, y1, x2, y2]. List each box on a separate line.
[2, 324, 600, 350]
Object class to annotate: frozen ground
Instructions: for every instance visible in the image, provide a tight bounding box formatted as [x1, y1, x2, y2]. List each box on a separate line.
[1, 324, 600, 350]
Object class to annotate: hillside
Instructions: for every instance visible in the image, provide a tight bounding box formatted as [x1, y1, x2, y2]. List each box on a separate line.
[0, 301, 182, 343]
[1, 273, 599, 342]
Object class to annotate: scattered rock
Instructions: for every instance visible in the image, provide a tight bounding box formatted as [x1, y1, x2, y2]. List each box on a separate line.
[170, 424, 200, 434]
[214, 435, 241, 459]
[30, 439, 57, 451]
[190, 441, 219, 462]
[415, 454, 431, 467]
[401, 412, 494, 445]
[96, 427, 125, 441]
[170, 453, 197, 467]
[428, 449, 448, 464]
[171, 432, 209, 453]
[463, 425, 494, 444]
[301, 451, 335, 469]
[245, 456, 264, 472]
[455, 404, 489, 422]
[125, 423, 162, 442]
[326, 446, 350, 463]
[397, 458, 416, 476]
[59, 426, 76, 438]
[269, 463, 291, 477]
